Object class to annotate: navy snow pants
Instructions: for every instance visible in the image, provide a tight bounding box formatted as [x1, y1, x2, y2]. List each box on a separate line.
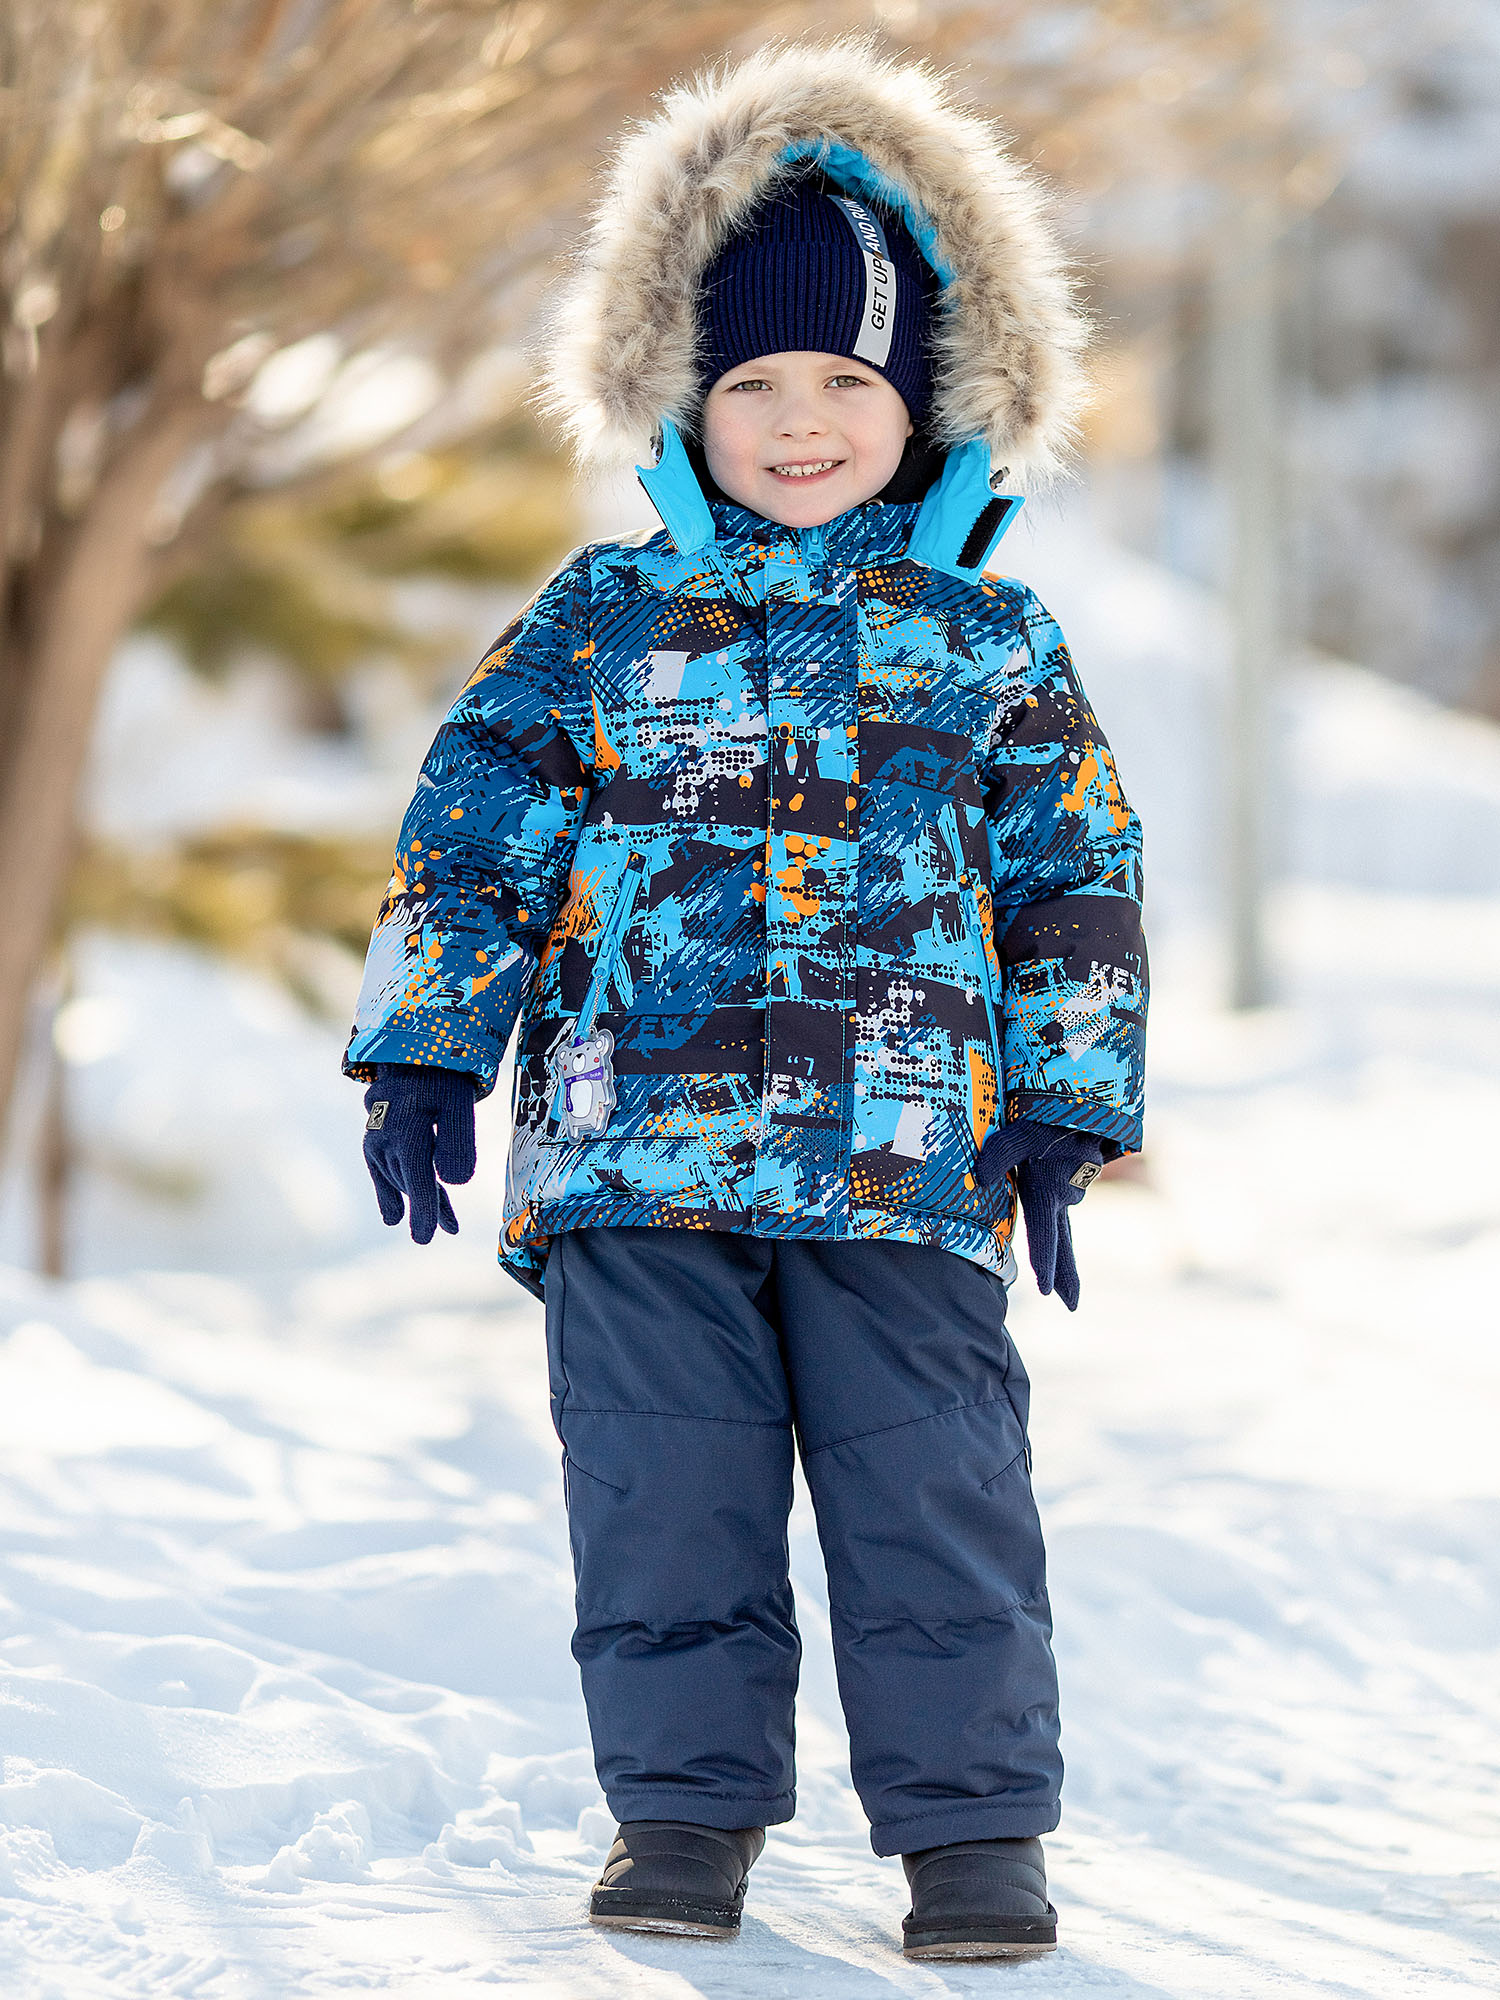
[542, 1226, 1062, 1857]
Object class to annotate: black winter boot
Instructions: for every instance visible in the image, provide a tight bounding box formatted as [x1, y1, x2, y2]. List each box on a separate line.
[589, 1821, 766, 1937]
[900, 1836, 1058, 1959]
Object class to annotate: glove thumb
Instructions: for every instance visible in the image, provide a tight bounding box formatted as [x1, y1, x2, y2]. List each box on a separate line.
[433, 1089, 477, 1184]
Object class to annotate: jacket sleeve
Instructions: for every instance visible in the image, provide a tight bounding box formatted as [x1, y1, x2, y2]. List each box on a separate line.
[342, 547, 595, 1098]
[979, 584, 1148, 1156]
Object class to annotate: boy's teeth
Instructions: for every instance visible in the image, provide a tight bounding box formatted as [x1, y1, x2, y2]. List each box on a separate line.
[773, 461, 837, 477]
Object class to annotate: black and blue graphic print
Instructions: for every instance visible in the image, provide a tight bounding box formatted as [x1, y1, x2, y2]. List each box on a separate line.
[344, 497, 1147, 1301]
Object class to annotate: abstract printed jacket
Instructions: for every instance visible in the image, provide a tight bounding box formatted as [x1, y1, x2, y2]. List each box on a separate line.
[343, 483, 1146, 1298]
[343, 43, 1148, 1299]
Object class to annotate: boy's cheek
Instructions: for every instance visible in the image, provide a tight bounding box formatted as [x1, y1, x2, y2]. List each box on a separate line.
[703, 417, 759, 489]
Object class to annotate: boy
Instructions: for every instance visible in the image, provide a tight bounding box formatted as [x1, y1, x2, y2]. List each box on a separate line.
[345, 39, 1146, 1960]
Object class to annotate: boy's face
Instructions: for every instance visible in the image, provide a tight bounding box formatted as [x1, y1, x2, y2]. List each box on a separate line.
[701, 351, 914, 528]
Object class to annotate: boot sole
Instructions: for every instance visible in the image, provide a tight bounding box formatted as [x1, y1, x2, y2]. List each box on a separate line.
[904, 1938, 1057, 1960]
[590, 1891, 741, 1939]
[903, 1913, 1058, 1960]
[590, 1913, 738, 1938]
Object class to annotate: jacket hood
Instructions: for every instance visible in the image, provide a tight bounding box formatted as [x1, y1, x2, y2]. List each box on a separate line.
[537, 36, 1094, 490]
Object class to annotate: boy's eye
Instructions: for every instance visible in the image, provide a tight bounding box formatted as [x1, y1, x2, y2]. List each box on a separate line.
[726, 378, 769, 392]
[829, 374, 866, 388]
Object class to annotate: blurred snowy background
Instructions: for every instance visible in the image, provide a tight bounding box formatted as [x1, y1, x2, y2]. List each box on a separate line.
[0, 4, 1497, 1995]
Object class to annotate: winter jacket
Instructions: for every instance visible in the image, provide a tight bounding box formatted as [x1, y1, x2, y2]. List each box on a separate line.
[342, 41, 1148, 1301]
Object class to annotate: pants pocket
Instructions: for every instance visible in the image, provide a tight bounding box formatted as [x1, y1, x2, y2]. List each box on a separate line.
[561, 1453, 626, 1511]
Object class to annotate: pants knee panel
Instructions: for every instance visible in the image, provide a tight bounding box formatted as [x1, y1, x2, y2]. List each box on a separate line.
[804, 1397, 1048, 1621]
[561, 1409, 795, 1625]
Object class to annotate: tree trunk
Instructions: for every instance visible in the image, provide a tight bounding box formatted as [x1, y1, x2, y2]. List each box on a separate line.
[37, 959, 70, 1282]
[0, 397, 208, 1149]
[1211, 178, 1283, 1011]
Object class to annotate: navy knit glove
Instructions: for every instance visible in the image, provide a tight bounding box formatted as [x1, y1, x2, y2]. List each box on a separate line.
[975, 1117, 1106, 1311]
[362, 1062, 478, 1244]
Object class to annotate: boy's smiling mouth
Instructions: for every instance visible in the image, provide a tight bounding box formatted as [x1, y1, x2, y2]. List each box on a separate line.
[766, 458, 843, 479]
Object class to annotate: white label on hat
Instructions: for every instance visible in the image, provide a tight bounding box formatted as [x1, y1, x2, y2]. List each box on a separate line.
[829, 195, 896, 370]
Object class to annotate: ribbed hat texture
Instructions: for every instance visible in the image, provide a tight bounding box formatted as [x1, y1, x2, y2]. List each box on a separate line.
[694, 176, 937, 424]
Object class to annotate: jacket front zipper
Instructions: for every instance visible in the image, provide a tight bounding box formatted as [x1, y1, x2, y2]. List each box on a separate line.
[576, 849, 648, 1039]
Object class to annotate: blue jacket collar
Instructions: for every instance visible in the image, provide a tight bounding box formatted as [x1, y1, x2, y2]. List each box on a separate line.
[636, 419, 1023, 584]
[706, 496, 921, 566]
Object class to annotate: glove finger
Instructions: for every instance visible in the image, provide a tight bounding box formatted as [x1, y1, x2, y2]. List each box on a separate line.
[1053, 1209, 1082, 1312]
[1021, 1175, 1060, 1297]
[396, 1130, 441, 1245]
[436, 1184, 459, 1235]
[363, 1148, 406, 1228]
[433, 1095, 477, 1185]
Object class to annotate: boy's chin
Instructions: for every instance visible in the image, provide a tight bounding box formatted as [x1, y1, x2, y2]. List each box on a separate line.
[738, 469, 878, 528]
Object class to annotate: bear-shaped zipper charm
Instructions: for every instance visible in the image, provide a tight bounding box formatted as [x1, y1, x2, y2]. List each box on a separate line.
[550, 1028, 618, 1139]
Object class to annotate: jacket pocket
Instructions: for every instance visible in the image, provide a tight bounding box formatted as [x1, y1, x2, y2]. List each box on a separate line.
[957, 869, 1001, 1065]
[937, 802, 1003, 1094]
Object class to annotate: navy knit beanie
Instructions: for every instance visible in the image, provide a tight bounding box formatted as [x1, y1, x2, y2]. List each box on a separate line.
[695, 175, 937, 425]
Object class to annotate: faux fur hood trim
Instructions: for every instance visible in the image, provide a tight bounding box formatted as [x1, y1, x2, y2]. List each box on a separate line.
[535, 37, 1094, 488]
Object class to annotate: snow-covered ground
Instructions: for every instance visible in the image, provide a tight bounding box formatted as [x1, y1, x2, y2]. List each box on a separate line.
[1, 501, 1498, 1994]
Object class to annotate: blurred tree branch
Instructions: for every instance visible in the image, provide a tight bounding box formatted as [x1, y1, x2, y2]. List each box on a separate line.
[141, 412, 580, 699]
[0, 0, 1356, 1161]
[0, 0, 865, 1145]
[65, 825, 396, 1015]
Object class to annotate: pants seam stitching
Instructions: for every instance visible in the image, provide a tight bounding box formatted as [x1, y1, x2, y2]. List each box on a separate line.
[610, 1787, 796, 1804]
[828, 1588, 1052, 1623]
[874, 1801, 1058, 1831]
[802, 1394, 1020, 1460]
[563, 1407, 789, 1428]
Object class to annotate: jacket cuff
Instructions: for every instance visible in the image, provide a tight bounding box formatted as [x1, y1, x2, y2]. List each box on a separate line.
[343, 1022, 502, 1098]
[1003, 1089, 1142, 1162]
